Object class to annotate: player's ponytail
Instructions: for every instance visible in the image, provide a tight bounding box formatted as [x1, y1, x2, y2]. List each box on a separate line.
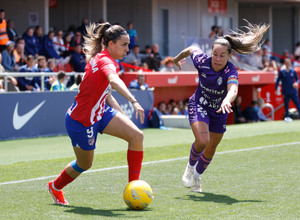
[213, 20, 270, 55]
[84, 22, 127, 62]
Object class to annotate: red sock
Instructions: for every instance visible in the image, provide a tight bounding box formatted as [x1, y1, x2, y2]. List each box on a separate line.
[127, 149, 143, 182]
[53, 168, 75, 190]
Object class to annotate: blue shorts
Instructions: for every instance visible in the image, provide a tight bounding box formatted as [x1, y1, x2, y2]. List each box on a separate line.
[65, 104, 118, 150]
[188, 95, 227, 133]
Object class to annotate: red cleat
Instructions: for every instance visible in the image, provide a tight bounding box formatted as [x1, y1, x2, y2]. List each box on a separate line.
[47, 181, 69, 205]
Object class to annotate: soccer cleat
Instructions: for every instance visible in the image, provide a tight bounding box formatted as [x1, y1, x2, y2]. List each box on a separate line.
[191, 177, 203, 193]
[47, 181, 69, 205]
[284, 117, 293, 123]
[182, 163, 195, 188]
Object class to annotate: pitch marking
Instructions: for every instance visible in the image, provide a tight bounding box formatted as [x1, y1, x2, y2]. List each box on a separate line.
[0, 142, 299, 186]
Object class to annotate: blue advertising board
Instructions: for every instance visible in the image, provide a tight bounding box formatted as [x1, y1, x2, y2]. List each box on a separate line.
[0, 90, 153, 140]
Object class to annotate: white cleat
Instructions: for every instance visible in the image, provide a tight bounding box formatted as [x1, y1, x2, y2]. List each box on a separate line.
[284, 117, 293, 123]
[191, 177, 203, 193]
[182, 163, 195, 188]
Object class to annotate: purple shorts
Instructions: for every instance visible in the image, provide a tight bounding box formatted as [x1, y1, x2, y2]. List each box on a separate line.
[65, 104, 118, 150]
[188, 95, 227, 133]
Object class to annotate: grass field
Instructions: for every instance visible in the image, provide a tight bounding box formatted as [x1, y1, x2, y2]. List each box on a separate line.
[0, 120, 299, 219]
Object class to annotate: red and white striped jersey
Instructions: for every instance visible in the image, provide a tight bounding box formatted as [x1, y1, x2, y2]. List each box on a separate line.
[67, 49, 118, 127]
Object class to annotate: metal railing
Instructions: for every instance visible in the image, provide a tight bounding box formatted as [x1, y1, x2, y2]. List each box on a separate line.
[0, 72, 84, 92]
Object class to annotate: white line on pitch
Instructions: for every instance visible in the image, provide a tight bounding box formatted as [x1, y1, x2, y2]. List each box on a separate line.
[0, 142, 299, 186]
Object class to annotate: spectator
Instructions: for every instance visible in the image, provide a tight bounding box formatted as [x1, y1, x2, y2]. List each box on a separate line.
[7, 19, 18, 42]
[280, 49, 291, 65]
[0, 9, 9, 52]
[69, 44, 86, 72]
[23, 27, 38, 57]
[275, 58, 300, 122]
[36, 55, 54, 90]
[53, 30, 65, 57]
[69, 74, 82, 91]
[77, 18, 89, 37]
[40, 31, 62, 63]
[70, 30, 84, 48]
[127, 21, 137, 50]
[242, 100, 259, 122]
[257, 98, 269, 121]
[0, 53, 4, 73]
[1, 40, 17, 72]
[34, 26, 43, 54]
[170, 106, 180, 115]
[13, 38, 26, 67]
[245, 49, 264, 70]
[0, 52, 19, 91]
[48, 58, 57, 72]
[62, 32, 72, 58]
[18, 55, 40, 91]
[124, 45, 149, 66]
[232, 96, 246, 124]
[140, 45, 152, 56]
[262, 39, 272, 59]
[177, 100, 188, 116]
[147, 43, 162, 71]
[50, 71, 67, 91]
[67, 25, 76, 38]
[160, 56, 175, 72]
[129, 74, 149, 90]
[208, 25, 219, 38]
[262, 58, 278, 72]
[294, 41, 300, 60]
[149, 101, 168, 128]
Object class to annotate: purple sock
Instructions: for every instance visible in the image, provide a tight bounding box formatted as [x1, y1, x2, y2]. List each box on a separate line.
[196, 154, 212, 174]
[189, 144, 202, 166]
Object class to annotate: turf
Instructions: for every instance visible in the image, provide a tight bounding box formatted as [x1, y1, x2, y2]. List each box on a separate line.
[0, 120, 299, 219]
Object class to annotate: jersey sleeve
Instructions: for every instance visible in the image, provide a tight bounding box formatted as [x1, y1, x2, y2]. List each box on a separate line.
[226, 63, 239, 86]
[99, 57, 118, 78]
[190, 49, 208, 71]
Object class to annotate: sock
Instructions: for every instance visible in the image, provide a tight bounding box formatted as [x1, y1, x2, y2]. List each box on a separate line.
[127, 149, 143, 182]
[189, 143, 202, 166]
[195, 154, 212, 178]
[53, 168, 75, 191]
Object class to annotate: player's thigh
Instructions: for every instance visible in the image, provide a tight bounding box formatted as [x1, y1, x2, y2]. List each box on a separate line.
[103, 112, 143, 143]
[208, 132, 224, 149]
[191, 121, 210, 146]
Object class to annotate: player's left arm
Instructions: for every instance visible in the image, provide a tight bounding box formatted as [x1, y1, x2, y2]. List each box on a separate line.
[107, 73, 145, 124]
[217, 80, 238, 114]
[106, 92, 125, 115]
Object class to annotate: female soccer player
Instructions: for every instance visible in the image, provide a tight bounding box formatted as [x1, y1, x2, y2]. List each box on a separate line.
[47, 22, 145, 205]
[173, 21, 269, 192]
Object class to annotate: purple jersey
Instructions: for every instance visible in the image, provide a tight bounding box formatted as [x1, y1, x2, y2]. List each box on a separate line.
[191, 49, 238, 111]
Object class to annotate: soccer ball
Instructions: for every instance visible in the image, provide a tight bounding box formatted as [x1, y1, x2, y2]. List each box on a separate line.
[123, 180, 153, 210]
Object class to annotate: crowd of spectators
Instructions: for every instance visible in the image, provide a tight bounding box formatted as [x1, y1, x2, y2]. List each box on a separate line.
[232, 96, 271, 124]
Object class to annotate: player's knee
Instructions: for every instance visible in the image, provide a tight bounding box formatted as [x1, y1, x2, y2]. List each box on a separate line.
[72, 160, 92, 172]
[130, 129, 144, 144]
[194, 138, 209, 151]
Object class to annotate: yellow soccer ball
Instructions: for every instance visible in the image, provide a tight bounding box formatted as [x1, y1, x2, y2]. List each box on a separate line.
[123, 180, 153, 210]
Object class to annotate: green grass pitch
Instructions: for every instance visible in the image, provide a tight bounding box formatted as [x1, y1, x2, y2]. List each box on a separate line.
[0, 120, 299, 219]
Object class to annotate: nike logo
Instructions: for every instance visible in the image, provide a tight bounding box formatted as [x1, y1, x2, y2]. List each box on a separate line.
[13, 100, 46, 130]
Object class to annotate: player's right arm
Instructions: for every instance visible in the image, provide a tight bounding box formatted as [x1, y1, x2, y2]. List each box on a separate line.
[173, 46, 202, 70]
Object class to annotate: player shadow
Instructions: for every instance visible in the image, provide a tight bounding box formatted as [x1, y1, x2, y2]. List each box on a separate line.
[176, 192, 263, 205]
[58, 204, 150, 218]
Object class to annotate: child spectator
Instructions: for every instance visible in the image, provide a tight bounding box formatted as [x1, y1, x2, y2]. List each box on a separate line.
[50, 71, 67, 91]
[160, 56, 175, 72]
[18, 55, 40, 91]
